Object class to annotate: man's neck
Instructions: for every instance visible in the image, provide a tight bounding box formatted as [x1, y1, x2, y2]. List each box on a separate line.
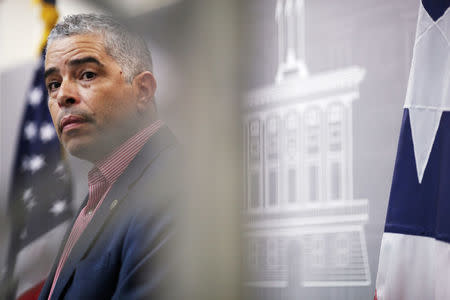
[82, 116, 158, 164]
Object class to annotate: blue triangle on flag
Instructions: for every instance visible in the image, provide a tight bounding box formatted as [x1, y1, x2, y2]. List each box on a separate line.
[422, 0, 450, 21]
[385, 109, 450, 243]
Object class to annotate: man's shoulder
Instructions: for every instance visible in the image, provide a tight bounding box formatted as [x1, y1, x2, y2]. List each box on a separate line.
[120, 126, 183, 216]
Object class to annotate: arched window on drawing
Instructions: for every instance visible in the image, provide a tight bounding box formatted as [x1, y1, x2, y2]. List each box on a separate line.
[248, 238, 258, 270]
[328, 104, 343, 152]
[285, 112, 299, 204]
[328, 104, 344, 201]
[266, 116, 280, 207]
[248, 120, 262, 209]
[304, 108, 320, 203]
[267, 117, 280, 160]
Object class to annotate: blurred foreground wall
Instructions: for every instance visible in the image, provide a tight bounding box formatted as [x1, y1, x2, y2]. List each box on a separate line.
[1, 1, 242, 299]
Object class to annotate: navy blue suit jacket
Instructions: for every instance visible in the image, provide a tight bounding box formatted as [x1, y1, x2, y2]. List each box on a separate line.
[38, 126, 180, 300]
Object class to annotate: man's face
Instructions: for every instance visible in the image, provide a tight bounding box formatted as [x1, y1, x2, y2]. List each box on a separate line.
[45, 34, 139, 161]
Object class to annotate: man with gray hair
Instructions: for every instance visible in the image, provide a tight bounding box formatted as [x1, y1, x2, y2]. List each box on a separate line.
[38, 14, 180, 299]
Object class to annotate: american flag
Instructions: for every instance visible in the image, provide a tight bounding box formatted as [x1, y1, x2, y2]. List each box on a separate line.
[376, 0, 450, 299]
[3, 52, 73, 298]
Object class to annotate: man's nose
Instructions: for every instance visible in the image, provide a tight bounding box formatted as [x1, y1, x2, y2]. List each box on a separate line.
[57, 80, 79, 107]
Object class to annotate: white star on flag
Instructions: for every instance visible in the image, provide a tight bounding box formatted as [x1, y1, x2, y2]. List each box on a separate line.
[405, 4, 450, 183]
[21, 158, 29, 172]
[25, 155, 45, 174]
[54, 162, 69, 182]
[24, 122, 37, 140]
[54, 162, 64, 175]
[49, 200, 67, 216]
[25, 199, 37, 211]
[40, 123, 56, 143]
[22, 188, 33, 202]
[28, 87, 43, 107]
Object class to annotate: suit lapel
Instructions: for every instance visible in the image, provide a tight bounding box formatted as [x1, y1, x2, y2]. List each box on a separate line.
[38, 196, 88, 300]
[50, 126, 175, 299]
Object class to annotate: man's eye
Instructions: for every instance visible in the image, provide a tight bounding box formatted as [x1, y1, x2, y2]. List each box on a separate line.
[47, 82, 61, 92]
[81, 71, 96, 80]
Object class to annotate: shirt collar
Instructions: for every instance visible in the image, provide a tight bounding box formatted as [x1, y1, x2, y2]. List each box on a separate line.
[87, 120, 163, 188]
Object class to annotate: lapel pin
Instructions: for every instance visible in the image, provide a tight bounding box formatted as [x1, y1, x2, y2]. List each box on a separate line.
[110, 199, 118, 210]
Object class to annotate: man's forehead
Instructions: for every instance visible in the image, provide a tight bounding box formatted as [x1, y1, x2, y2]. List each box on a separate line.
[46, 34, 106, 58]
[44, 35, 110, 78]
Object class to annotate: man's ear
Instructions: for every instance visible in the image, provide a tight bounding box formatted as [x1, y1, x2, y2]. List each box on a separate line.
[132, 71, 157, 112]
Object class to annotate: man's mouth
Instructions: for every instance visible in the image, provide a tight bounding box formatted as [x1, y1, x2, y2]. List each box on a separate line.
[60, 115, 88, 133]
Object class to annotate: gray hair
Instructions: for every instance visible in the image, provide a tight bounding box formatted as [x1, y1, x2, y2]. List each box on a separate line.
[47, 14, 153, 82]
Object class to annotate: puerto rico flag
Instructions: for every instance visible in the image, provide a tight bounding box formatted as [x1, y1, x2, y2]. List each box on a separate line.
[376, 0, 450, 299]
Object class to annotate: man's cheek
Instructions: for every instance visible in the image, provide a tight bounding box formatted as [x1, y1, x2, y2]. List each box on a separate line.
[48, 101, 61, 138]
[48, 100, 57, 117]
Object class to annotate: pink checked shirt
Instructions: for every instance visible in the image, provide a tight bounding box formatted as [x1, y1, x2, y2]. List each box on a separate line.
[48, 120, 163, 299]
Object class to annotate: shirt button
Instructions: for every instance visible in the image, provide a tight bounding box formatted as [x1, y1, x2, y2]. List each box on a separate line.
[87, 210, 93, 215]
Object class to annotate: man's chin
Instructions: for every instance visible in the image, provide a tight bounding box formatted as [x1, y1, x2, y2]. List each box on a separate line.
[62, 130, 132, 162]
[63, 139, 99, 162]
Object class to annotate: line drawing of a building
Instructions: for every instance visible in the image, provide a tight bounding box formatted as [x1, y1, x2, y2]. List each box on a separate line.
[242, 0, 371, 290]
